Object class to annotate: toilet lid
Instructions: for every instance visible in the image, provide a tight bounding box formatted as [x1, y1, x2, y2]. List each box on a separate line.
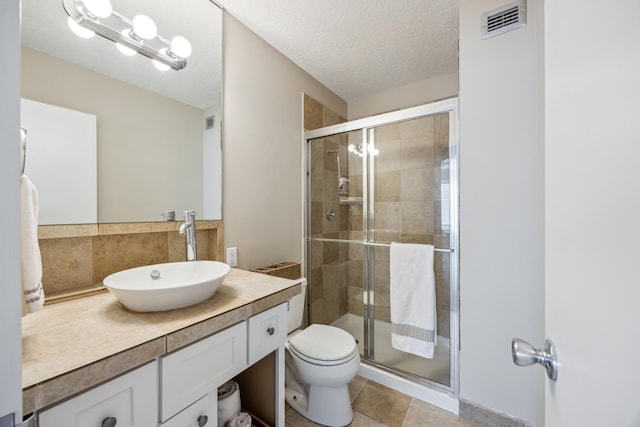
[288, 324, 357, 362]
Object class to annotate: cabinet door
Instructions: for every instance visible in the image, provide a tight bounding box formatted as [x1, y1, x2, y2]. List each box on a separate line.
[161, 321, 247, 421]
[248, 303, 287, 365]
[160, 393, 216, 427]
[38, 362, 157, 427]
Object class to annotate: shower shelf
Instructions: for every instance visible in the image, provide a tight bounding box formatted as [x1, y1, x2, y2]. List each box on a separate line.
[339, 197, 363, 205]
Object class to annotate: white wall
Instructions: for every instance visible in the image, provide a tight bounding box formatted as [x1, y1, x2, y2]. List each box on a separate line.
[0, 0, 23, 420]
[458, 0, 544, 424]
[222, 14, 346, 270]
[347, 73, 458, 120]
[21, 99, 97, 225]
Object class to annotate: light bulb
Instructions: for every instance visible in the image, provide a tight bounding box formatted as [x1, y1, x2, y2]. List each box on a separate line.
[132, 15, 157, 40]
[116, 43, 136, 56]
[116, 30, 137, 56]
[67, 17, 95, 39]
[82, 0, 112, 18]
[367, 143, 379, 156]
[153, 60, 170, 71]
[170, 36, 192, 58]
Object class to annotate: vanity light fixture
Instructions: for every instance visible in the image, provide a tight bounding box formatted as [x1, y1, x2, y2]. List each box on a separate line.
[63, 0, 192, 71]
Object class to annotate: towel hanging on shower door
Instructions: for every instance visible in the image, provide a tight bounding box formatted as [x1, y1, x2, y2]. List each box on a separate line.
[389, 242, 436, 359]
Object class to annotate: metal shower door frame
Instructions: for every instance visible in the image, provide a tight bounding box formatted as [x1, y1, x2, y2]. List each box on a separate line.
[304, 97, 460, 396]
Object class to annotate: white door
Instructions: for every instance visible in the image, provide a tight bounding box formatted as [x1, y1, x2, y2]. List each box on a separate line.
[0, 0, 24, 425]
[545, 1, 640, 425]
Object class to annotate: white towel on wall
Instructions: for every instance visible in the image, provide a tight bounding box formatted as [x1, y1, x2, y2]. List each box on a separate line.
[21, 175, 45, 315]
[390, 242, 436, 359]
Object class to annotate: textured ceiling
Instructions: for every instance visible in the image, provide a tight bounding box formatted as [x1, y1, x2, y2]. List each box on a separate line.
[217, 0, 460, 101]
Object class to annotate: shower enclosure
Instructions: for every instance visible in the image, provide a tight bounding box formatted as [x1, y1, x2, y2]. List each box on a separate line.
[304, 98, 459, 396]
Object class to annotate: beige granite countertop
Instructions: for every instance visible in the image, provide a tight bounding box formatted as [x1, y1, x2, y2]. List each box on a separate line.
[21, 268, 301, 415]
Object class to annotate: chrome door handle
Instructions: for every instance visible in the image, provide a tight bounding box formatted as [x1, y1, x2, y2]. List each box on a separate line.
[512, 338, 558, 381]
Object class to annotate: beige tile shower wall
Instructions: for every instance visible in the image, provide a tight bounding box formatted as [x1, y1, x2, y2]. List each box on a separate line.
[304, 95, 350, 326]
[38, 221, 224, 301]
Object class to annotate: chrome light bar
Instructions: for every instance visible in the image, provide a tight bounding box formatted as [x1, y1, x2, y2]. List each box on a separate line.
[62, 0, 188, 71]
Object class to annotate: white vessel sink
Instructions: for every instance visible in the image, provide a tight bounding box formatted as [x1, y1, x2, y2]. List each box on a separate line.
[103, 261, 231, 312]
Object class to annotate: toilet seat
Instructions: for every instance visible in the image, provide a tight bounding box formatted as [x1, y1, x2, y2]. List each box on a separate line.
[288, 324, 358, 366]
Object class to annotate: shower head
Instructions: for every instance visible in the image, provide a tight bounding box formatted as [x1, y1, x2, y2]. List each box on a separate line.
[326, 149, 349, 194]
[338, 176, 350, 195]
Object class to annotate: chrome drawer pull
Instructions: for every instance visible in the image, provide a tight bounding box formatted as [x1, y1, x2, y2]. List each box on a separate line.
[267, 327, 275, 336]
[198, 415, 208, 426]
[102, 417, 117, 427]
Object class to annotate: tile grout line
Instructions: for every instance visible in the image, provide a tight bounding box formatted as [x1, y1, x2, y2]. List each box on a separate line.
[351, 377, 368, 403]
[400, 399, 410, 426]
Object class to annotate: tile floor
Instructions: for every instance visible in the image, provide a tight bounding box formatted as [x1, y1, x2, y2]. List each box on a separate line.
[285, 376, 482, 427]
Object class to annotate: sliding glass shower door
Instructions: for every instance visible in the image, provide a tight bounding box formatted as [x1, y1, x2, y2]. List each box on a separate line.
[305, 99, 458, 393]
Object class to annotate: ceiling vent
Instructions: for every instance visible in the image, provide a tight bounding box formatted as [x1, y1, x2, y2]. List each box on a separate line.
[482, 0, 527, 39]
[205, 115, 215, 130]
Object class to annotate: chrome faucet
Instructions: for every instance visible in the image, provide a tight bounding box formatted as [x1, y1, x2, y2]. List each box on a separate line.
[179, 210, 197, 261]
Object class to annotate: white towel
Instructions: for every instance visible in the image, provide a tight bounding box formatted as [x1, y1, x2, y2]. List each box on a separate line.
[20, 175, 45, 315]
[226, 412, 251, 427]
[390, 242, 436, 358]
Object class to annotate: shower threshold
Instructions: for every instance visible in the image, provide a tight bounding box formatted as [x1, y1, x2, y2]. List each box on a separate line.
[332, 312, 458, 413]
[332, 313, 450, 384]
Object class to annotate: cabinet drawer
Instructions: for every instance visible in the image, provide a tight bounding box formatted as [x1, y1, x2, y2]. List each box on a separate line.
[160, 393, 217, 427]
[248, 302, 287, 365]
[161, 321, 247, 421]
[38, 362, 157, 427]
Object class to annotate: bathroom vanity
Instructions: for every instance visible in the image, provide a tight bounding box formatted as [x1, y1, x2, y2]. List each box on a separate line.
[21, 269, 300, 427]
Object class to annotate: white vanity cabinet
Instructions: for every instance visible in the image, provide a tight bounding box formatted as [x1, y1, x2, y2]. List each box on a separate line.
[159, 393, 217, 427]
[160, 303, 288, 425]
[237, 302, 288, 427]
[35, 302, 290, 427]
[38, 361, 157, 427]
[160, 321, 247, 422]
[247, 302, 287, 365]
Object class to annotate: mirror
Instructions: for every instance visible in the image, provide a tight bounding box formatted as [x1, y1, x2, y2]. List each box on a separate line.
[20, 0, 222, 224]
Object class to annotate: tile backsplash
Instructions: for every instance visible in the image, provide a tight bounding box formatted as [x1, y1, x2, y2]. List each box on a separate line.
[38, 221, 224, 302]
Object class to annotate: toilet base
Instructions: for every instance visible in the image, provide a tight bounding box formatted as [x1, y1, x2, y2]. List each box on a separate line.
[285, 380, 353, 427]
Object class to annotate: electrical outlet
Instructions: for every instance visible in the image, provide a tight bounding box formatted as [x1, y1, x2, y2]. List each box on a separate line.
[226, 247, 238, 267]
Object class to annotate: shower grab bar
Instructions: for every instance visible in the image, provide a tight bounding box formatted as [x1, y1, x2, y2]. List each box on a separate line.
[308, 237, 454, 253]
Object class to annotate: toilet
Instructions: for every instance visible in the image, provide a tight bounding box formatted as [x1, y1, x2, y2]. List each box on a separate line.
[285, 279, 360, 427]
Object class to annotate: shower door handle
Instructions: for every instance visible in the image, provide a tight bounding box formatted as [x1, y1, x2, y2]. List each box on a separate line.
[511, 338, 558, 381]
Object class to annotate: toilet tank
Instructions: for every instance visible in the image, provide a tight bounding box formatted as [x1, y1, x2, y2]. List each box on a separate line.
[287, 278, 307, 333]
